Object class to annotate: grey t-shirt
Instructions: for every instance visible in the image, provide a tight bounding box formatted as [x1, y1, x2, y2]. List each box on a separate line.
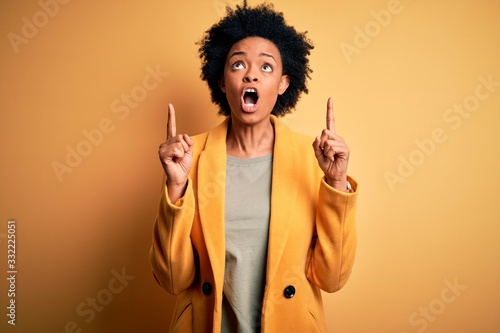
[221, 154, 273, 333]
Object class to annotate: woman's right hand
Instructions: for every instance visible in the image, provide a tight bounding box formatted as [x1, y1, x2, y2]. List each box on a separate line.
[158, 103, 194, 203]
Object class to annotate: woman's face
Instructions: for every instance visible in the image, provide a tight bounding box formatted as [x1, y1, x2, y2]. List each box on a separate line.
[220, 37, 289, 126]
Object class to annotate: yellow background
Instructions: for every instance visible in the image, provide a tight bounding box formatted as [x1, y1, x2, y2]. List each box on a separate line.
[1, 0, 499, 332]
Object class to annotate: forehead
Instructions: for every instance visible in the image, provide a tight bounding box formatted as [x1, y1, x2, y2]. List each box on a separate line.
[227, 37, 282, 60]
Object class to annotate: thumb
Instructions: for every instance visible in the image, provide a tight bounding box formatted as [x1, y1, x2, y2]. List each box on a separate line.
[184, 134, 194, 154]
[312, 136, 323, 157]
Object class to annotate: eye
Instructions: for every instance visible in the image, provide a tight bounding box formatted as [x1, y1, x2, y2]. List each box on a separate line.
[231, 61, 245, 70]
[262, 64, 273, 73]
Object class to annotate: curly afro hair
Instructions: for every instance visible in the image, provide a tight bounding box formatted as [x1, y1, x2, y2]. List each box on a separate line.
[197, 1, 314, 117]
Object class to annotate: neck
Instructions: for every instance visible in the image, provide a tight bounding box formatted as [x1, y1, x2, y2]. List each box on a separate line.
[226, 116, 274, 158]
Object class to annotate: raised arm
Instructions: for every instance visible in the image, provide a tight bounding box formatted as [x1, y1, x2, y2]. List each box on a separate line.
[150, 103, 197, 295]
[158, 103, 194, 202]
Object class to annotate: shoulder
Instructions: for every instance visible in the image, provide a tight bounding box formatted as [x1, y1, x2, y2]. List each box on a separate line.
[189, 132, 208, 158]
[192, 132, 209, 145]
[273, 117, 320, 171]
[273, 116, 314, 149]
[190, 117, 230, 155]
[291, 130, 314, 148]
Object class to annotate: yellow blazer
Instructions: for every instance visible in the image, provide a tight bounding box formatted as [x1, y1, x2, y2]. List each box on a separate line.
[150, 115, 358, 333]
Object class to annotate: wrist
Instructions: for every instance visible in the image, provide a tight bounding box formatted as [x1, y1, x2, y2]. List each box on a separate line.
[325, 176, 350, 192]
[167, 180, 188, 203]
[167, 179, 188, 189]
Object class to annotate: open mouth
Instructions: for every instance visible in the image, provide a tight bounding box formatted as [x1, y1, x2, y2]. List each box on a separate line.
[241, 88, 259, 112]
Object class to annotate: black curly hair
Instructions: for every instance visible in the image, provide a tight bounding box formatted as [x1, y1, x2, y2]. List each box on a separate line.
[197, 0, 314, 117]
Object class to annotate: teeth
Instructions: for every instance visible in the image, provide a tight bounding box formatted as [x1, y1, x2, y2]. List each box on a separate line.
[243, 88, 258, 107]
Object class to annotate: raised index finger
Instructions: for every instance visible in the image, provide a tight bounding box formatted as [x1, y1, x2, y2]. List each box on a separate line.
[326, 97, 336, 134]
[167, 103, 176, 140]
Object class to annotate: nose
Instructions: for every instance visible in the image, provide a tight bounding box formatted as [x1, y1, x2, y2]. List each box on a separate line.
[243, 67, 259, 83]
[243, 75, 258, 83]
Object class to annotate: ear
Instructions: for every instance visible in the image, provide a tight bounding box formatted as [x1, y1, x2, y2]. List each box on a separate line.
[278, 75, 290, 95]
[219, 77, 226, 93]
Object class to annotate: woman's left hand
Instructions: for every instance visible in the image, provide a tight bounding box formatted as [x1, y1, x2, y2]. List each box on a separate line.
[312, 97, 350, 192]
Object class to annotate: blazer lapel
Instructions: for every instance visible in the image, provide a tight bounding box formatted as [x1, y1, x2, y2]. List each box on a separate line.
[197, 117, 230, 288]
[197, 115, 300, 288]
[266, 116, 299, 283]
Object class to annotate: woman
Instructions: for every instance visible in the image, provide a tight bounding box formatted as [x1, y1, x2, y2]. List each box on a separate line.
[150, 2, 358, 332]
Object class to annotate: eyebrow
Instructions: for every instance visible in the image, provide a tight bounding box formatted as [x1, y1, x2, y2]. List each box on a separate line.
[229, 51, 276, 62]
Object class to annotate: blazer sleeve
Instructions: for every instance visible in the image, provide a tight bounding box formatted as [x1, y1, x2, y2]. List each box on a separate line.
[149, 178, 197, 295]
[306, 176, 358, 293]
